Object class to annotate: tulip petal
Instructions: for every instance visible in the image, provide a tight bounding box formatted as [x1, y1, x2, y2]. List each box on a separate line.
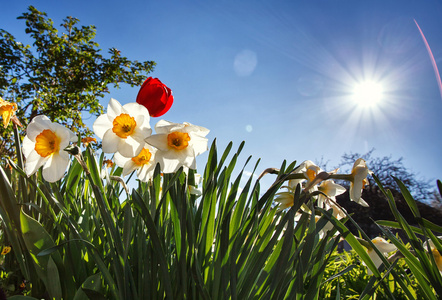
[136, 77, 174, 117]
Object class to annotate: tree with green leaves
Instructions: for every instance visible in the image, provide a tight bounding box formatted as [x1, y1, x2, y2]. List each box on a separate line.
[0, 6, 155, 157]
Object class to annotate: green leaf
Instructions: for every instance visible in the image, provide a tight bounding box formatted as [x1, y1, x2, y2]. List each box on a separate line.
[131, 189, 173, 299]
[47, 256, 63, 299]
[20, 210, 63, 298]
[37, 239, 97, 257]
[73, 273, 105, 300]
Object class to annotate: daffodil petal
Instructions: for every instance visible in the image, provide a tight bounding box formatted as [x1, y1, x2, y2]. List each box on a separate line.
[42, 153, 69, 182]
[183, 122, 210, 136]
[24, 150, 48, 176]
[190, 133, 209, 156]
[26, 115, 54, 141]
[145, 134, 169, 151]
[367, 250, 384, 275]
[163, 147, 195, 169]
[102, 130, 120, 153]
[93, 114, 113, 139]
[114, 152, 130, 168]
[123, 102, 150, 122]
[372, 237, 397, 253]
[136, 163, 155, 182]
[154, 120, 185, 134]
[157, 156, 181, 173]
[132, 126, 152, 144]
[51, 123, 77, 146]
[107, 98, 123, 120]
[121, 159, 139, 177]
[118, 135, 142, 158]
[22, 136, 35, 158]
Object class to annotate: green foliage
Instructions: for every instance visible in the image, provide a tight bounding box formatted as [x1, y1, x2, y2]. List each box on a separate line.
[1, 124, 442, 298]
[0, 135, 344, 299]
[0, 6, 155, 156]
[320, 250, 425, 299]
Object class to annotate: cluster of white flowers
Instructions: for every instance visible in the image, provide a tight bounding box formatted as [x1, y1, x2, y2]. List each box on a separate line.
[22, 98, 209, 183]
[274, 159, 370, 211]
[274, 159, 371, 237]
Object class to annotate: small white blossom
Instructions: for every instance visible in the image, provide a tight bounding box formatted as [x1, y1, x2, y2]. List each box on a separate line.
[146, 120, 209, 173]
[23, 115, 77, 182]
[366, 237, 397, 275]
[93, 98, 152, 158]
[114, 143, 157, 182]
[349, 158, 371, 207]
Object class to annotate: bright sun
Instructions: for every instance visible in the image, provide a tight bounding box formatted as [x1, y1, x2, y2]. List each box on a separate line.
[352, 81, 384, 108]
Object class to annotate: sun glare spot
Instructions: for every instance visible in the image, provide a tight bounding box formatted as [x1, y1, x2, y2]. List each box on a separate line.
[352, 81, 384, 108]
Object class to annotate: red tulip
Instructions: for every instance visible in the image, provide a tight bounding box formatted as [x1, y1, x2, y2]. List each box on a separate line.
[136, 77, 174, 117]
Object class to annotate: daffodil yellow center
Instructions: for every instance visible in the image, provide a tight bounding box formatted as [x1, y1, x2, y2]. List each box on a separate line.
[432, 248, 442, 271]
[131, 148, 152, 166]
[167, 132, 190, 150]
[112, 113, 136, 138]
[35, 129, 60, 157]
[306, 168, 317, 182]
[363, 178, 369, 187]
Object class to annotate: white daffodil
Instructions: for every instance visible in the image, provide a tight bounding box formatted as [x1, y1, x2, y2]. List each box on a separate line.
[423, 237, 442, 273]
[300, 160, 336, 193]
[145, 120, 209, 173]
[349, 158, 370, 207]
[22, 115, 77, 182]
[114, 143, 157, 182]
[317, 180, 346, 207]
[274, 191, 294, 212]
[93, 98, 152, 158]
[328, 201, 347, 220]
[302, 160, 322, 189]
[366, 237, 397, 275]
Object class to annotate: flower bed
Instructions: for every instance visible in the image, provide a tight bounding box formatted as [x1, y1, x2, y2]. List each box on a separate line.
[0, 78, 441, 299]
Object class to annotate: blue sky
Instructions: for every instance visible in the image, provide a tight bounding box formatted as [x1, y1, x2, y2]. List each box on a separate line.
[4, 1, 442, 192]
